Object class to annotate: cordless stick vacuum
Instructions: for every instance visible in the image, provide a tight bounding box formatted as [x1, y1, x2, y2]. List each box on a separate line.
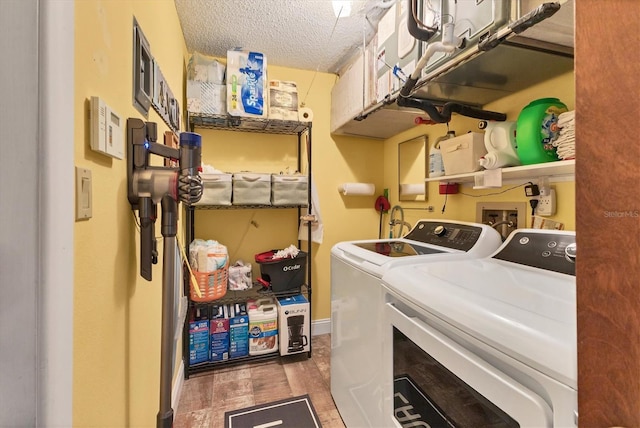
[127, 118, 203, 428]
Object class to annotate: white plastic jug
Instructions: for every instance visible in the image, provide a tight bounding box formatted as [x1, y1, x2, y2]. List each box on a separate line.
[480, 121, 520, 167]
[248, 303, 278, 356]
[478, 151, 522, 170]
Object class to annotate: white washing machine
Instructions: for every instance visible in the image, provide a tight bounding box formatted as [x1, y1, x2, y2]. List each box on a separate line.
[330, 220, 502, 428]
[380, 229, 577, 427]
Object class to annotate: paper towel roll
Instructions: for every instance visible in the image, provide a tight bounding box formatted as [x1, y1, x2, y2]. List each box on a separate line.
[299, 107, 313, 122]
[400, 183, 425, 196]
[338, 183, 375, 196]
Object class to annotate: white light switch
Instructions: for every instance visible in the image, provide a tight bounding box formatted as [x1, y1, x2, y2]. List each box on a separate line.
[75, 167, 92, 220]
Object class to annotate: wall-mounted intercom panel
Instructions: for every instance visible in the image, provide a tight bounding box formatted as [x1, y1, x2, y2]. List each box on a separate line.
[90, 96, 124, 159]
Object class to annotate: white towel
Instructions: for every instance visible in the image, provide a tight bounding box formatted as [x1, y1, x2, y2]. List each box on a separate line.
[554, 110, 575, 159]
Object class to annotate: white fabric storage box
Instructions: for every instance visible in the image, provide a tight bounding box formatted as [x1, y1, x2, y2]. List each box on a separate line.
[232, 173, 272, 205]
[440, 132, 487, 175]
[195, 173, 232, 206]
[271, 174, 308, 206]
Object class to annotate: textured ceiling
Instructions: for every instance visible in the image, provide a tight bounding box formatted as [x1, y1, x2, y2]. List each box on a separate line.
[174, 0, 393, 74]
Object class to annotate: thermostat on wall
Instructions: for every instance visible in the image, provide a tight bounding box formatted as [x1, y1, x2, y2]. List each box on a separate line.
[90, 96, 124, 159]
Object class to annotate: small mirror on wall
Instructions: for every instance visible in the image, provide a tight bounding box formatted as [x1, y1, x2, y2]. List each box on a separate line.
[398, 135, 427, 201]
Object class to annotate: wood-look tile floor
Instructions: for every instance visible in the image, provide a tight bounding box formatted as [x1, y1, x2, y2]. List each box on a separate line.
[174, 334, 346, 428]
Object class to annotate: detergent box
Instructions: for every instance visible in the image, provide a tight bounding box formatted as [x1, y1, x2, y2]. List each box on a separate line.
[189, 307, 210, 365]
[227, 50, 268, 118]
[276, 294, 310, 356]
[229, 302, 249, 359]
[209, 305, 230, 362]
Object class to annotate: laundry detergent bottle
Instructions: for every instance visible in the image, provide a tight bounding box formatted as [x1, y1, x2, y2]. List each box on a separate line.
[516, 98, 568, 165]
[478, 120, 521, 169]
[429, 130, 455, 178]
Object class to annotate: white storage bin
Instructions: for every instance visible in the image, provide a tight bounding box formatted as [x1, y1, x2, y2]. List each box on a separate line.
[271, 174, 308, 206]
[232, 173, 271, 205]
[195, 173, 232, 206]
[440, 132, 487, 175]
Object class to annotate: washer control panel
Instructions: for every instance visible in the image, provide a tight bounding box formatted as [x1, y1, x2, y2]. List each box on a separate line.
[404, 221, 484, 252]
[493, 230, 576, 276]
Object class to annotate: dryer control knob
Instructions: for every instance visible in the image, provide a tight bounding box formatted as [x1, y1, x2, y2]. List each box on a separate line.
[565, 242, 577, 262]
[434, 225, 447, 237]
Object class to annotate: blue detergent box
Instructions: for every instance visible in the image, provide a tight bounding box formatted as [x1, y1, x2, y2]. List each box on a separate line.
[229, 302, 249, 359]
[210, 305, 230, 362]
[189, 319, 210, 365]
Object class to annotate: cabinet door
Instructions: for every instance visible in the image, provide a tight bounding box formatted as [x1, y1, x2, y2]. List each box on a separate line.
[576, 1, 640, 427]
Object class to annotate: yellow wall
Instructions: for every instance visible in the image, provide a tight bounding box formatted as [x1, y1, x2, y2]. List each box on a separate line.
[382, 71, 576, 233]
[74, 1, 187, 426]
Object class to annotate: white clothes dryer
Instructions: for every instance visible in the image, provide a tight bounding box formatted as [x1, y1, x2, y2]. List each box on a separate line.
[380, 229, 577, 428]
[330, 220, 502, 428]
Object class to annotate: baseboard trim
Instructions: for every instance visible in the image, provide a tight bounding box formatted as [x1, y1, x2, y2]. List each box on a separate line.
[311, 318, 331, 336]
[172, 360, 185, 413]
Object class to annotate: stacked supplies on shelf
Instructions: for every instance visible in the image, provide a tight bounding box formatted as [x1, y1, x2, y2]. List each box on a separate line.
[553, 110, 575, 160]
[189, 303, 250, 364]
[268, 80, 299, 121]
[189, 239, 229, 302]
[186, 52, 226, 114]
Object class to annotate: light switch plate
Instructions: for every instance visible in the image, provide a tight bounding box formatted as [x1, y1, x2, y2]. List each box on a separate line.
[75, 167, 92, 220]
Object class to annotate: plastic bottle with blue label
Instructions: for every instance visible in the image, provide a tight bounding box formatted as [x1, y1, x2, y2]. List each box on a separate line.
[248, 302, 278, 356]
[429, 131, 455, 177]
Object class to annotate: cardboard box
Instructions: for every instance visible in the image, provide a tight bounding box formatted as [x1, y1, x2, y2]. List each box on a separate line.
[440, 132, 487, 175]
[229, 303, 249, 359]
[209, 305, 230, 362]
[189, 319, 210, 365]
[276, 294, 310, 356]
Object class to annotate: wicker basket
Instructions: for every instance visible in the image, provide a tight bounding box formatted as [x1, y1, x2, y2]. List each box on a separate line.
[191, 262, 229, 302]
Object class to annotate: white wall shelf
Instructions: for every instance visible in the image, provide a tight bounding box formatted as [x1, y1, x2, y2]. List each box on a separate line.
[426, 159, 575, 185]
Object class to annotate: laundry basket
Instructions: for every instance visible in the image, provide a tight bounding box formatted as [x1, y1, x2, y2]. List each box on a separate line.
[191, 262, 229, 302]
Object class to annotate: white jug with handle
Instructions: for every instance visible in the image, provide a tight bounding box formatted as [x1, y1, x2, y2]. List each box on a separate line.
[479, 120, 521, 167]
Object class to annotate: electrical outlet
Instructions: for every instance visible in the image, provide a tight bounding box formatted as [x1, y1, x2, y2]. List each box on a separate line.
[536, 188, 556, 216]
